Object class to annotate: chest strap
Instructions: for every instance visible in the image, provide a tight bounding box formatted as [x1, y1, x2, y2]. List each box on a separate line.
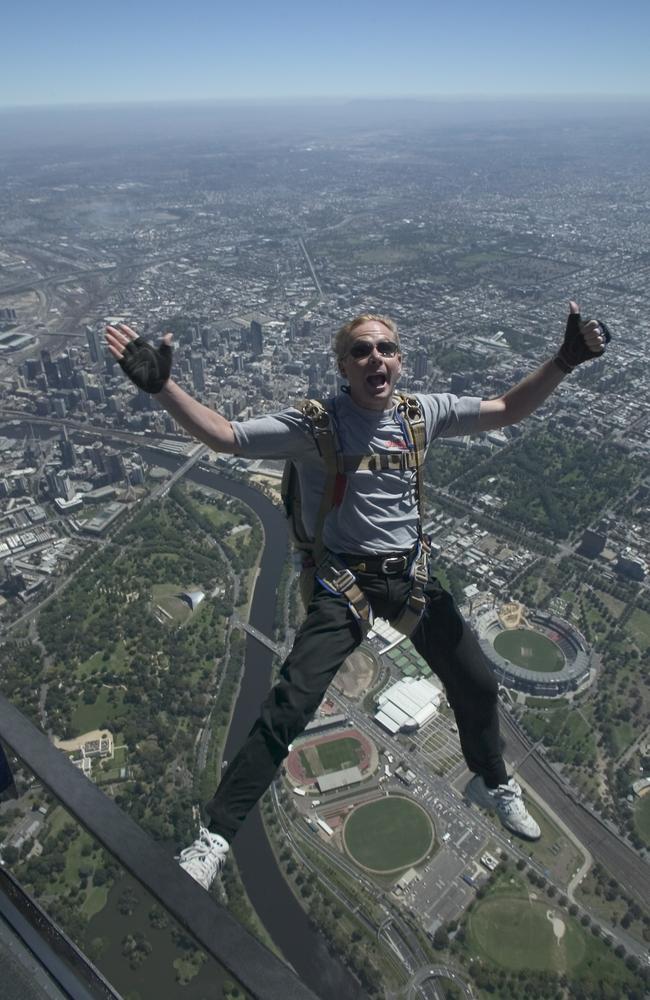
[300, 393, 430, 637]
[343, 451, 419, 473]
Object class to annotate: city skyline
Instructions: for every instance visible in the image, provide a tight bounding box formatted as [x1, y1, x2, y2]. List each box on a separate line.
[3, 0, 650, 107]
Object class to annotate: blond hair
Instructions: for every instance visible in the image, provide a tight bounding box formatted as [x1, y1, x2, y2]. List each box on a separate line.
[333, 314, 400, 360]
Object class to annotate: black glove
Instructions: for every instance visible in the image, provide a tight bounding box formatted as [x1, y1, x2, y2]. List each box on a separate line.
[555, 311, 611, 373]
[119, 336, 172, 394]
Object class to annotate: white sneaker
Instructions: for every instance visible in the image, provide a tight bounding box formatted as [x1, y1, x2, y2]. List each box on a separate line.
[177, 825, 229, 889]
[466, 776, 541, 840]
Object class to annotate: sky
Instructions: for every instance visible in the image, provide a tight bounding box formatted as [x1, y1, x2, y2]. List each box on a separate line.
[3, 0, 650, 107]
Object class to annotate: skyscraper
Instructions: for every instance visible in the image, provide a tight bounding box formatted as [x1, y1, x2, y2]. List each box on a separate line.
[104, 450, 126, 483]
[249, 319, 263, 356]
[413, 352, 429, 380]
[86, 326, 103, 365]
[190, 353, 205, 393]
[59, 428, 76, 470]
[40, 350, 59, 388]
[24, 357, 43, 383]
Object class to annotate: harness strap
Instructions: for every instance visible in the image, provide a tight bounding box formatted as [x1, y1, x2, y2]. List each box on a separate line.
[315, 554, 374, 633]
[295, 393, 431, 636]
[299, 399, 344, 567]
[390, 538, 431, 636]
[394, 394, 427, 536]
[343, 451, 419, 473]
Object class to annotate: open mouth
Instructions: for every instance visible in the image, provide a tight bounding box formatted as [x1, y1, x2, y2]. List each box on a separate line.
[366, 373, 388, 390]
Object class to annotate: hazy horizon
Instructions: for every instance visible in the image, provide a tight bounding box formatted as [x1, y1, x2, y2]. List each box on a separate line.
[2, 96, 649, 153]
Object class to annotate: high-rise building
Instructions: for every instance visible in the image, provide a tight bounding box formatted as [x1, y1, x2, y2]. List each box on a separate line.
[86, 383, 106, 405]
[413, 352, 429, 380]
[59, 428, 76, 470]
[190, 353, 205, 393]
[24, 357, 43, 383]
[41, 350, 59, 388]
[450, 372, 471, 395]
[249, 319, 263, 356]
[86, 326, 103, 364]
[104, 450, 126, 483]
[91, 442, 105, 472]
[48, 471, 75, 501]
[58, 353, 74, 383]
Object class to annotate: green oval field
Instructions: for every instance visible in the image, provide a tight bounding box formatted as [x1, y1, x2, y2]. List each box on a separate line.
[493, 628, 565, 673]
[343, 796, 434, 873]
[469, 896, 586, 971]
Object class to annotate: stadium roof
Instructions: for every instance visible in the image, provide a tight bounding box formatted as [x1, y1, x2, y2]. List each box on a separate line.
[375, 677, 442, 733]
[316, 766, 363, 793]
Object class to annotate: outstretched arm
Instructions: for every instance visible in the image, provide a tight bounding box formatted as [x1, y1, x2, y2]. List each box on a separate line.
[477, 301, 608, 431]
[105, 323, 237, 453]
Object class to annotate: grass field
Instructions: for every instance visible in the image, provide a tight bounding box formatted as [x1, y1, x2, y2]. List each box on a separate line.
[78, 643, 127, 679]
[315, 737, 363, 772]
[152, 583, 195, 625]
[594, 589, 625, 619]
[522, 704, 597, 767]
[610, 720, 635, 757]
[514, 802, 585, 883]
[71, 688, 124, 735]
[465, 873, 643, 990]
[344, 796, 434, 873]
[493, 628, 564, 673]
[627, 608, 650, 651]
[468, 893, 586, 971]
[299, 736, 364, 777]
[525, 696, 569, 709]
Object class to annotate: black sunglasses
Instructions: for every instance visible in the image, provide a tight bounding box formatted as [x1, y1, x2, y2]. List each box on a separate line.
[348, 340, 399, 359]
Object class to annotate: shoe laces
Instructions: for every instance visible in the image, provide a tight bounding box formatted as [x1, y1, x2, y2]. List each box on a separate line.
[493, 779, 526, 818]
[178, 826, 227, 882]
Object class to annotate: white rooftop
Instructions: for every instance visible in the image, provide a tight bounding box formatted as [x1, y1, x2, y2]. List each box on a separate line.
[375, 676, 442, 733]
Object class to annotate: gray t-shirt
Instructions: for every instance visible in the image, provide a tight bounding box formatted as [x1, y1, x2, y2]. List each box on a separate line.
[232, 391, 481, 554]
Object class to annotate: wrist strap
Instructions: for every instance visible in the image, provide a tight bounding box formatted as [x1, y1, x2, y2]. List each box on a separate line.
[553, 354, 573, 375]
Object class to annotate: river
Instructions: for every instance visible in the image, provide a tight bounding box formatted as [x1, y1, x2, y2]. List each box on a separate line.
[144, 452, 365, 1000]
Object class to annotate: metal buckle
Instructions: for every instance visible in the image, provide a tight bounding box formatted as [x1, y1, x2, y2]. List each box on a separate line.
[332, 567, 357, 591]
[381, 555, 407, 575]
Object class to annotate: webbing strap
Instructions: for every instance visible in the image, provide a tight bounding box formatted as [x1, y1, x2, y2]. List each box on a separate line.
[315, 555, 373, 633]
[298, 393, 430, 637]
[343, 451, 419, 473]
[299, 399, 344, 566]
[390, 539, 431, 636]
[394, 394, 427, 539]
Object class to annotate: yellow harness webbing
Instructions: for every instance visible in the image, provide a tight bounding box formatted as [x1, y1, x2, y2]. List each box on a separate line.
[292, 394, 430, 636]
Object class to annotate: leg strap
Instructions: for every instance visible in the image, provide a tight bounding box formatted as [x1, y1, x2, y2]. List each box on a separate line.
[315, 554, 373, 633]
[390, 541, 431, 636]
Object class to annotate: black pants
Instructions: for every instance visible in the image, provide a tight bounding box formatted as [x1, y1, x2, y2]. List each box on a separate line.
[206, 570, 507, 842]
